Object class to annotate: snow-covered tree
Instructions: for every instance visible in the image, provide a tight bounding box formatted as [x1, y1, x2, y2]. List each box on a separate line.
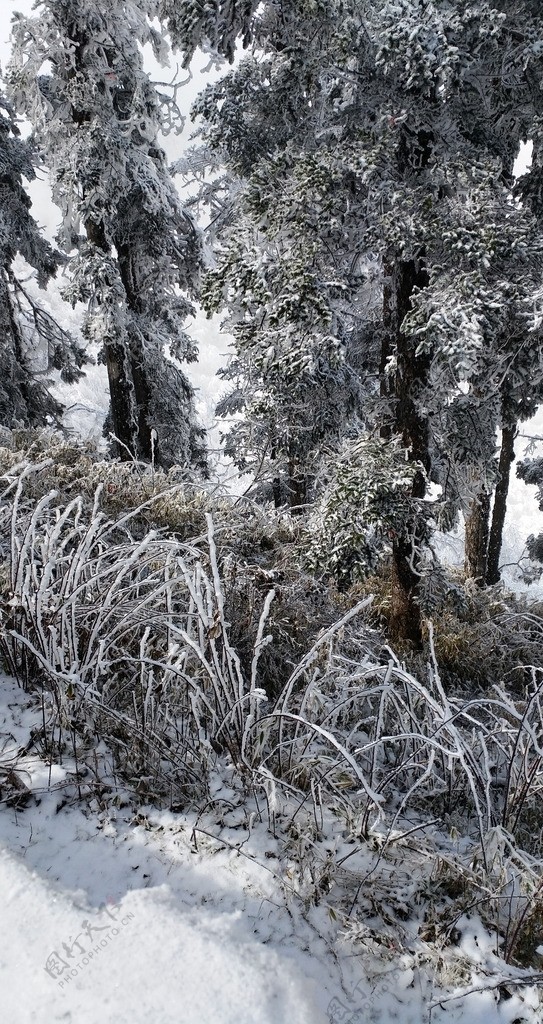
[517, 453, 543, 569]
[174, 0, 543, 643]
[203, 208, 374, 507]
[186, 38, 383, 506]
[8, 0, 206, 471]
[0, 89, 84, 428]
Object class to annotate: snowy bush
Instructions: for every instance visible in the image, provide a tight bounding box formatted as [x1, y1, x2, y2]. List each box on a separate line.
[307, 437, 426, 586]
[0, 439, 353, 800]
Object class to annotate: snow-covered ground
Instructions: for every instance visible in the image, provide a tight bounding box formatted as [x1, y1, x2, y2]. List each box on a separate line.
[1, 673, 542, 1024]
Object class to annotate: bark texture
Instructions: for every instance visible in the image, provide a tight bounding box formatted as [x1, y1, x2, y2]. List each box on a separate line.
[486, 423, 516, 585]
[387, 256, 431, 650]
[464, 490, 491, 583]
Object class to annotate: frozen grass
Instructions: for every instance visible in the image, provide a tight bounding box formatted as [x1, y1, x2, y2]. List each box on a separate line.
[0, 445, 543, 1013]
[1, 669, 543, 1024]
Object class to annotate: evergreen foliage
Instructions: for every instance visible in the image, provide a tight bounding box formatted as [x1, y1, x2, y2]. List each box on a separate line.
[2, 1, 543, 625]
[0, 90, 84, 427]
[8, 0, 207, 471]
[308, 437, 423, 587]
[175, 0, 543, 634]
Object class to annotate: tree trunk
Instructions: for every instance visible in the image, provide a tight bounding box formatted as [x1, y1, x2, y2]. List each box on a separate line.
[464, 490, 491, 583]
[68, 28, 140, 462]
[116, 240, 157, 463]
[379, 261, 394, 440]
[71, 26, 156, 465]
[386, 257, 431, 649]
[390, 533, 425, 648]
[101, 338, 138, 459]
[287, 447, 307, 512]
[83, 219, 140, 460]
[486, 423, 516, 585]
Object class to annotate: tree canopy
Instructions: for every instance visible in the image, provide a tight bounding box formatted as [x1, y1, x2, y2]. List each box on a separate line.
[2, 1, 543, 640]
[173, 0, 543, 639]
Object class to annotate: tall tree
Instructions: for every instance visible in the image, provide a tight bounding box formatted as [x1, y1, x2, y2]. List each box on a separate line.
[0, 89, 84, 428]
[173, 0, 543, 644]
[8, 0, 206, 471]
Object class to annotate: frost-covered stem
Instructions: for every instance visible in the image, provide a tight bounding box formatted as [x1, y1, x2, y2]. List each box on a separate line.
[204, 513, 246, 736]
[505, 873, 543, 964]
[427, 623, 492, 862]
[249, 589, 275, 694]
[269, 710, 386, 809]
[239, 589, 275, 763]
[501, 669, 543, 832]
[274, 597, 373, 776]
[370, 661, 393, 792]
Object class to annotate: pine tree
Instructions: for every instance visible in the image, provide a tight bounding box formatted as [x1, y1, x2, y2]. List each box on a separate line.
[173, 0, 543, 643]
[187, 31, 382, 506]
[8, 0, 206, 471]
[202, 205, 372, 507]
[0, 89, 84, 428]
